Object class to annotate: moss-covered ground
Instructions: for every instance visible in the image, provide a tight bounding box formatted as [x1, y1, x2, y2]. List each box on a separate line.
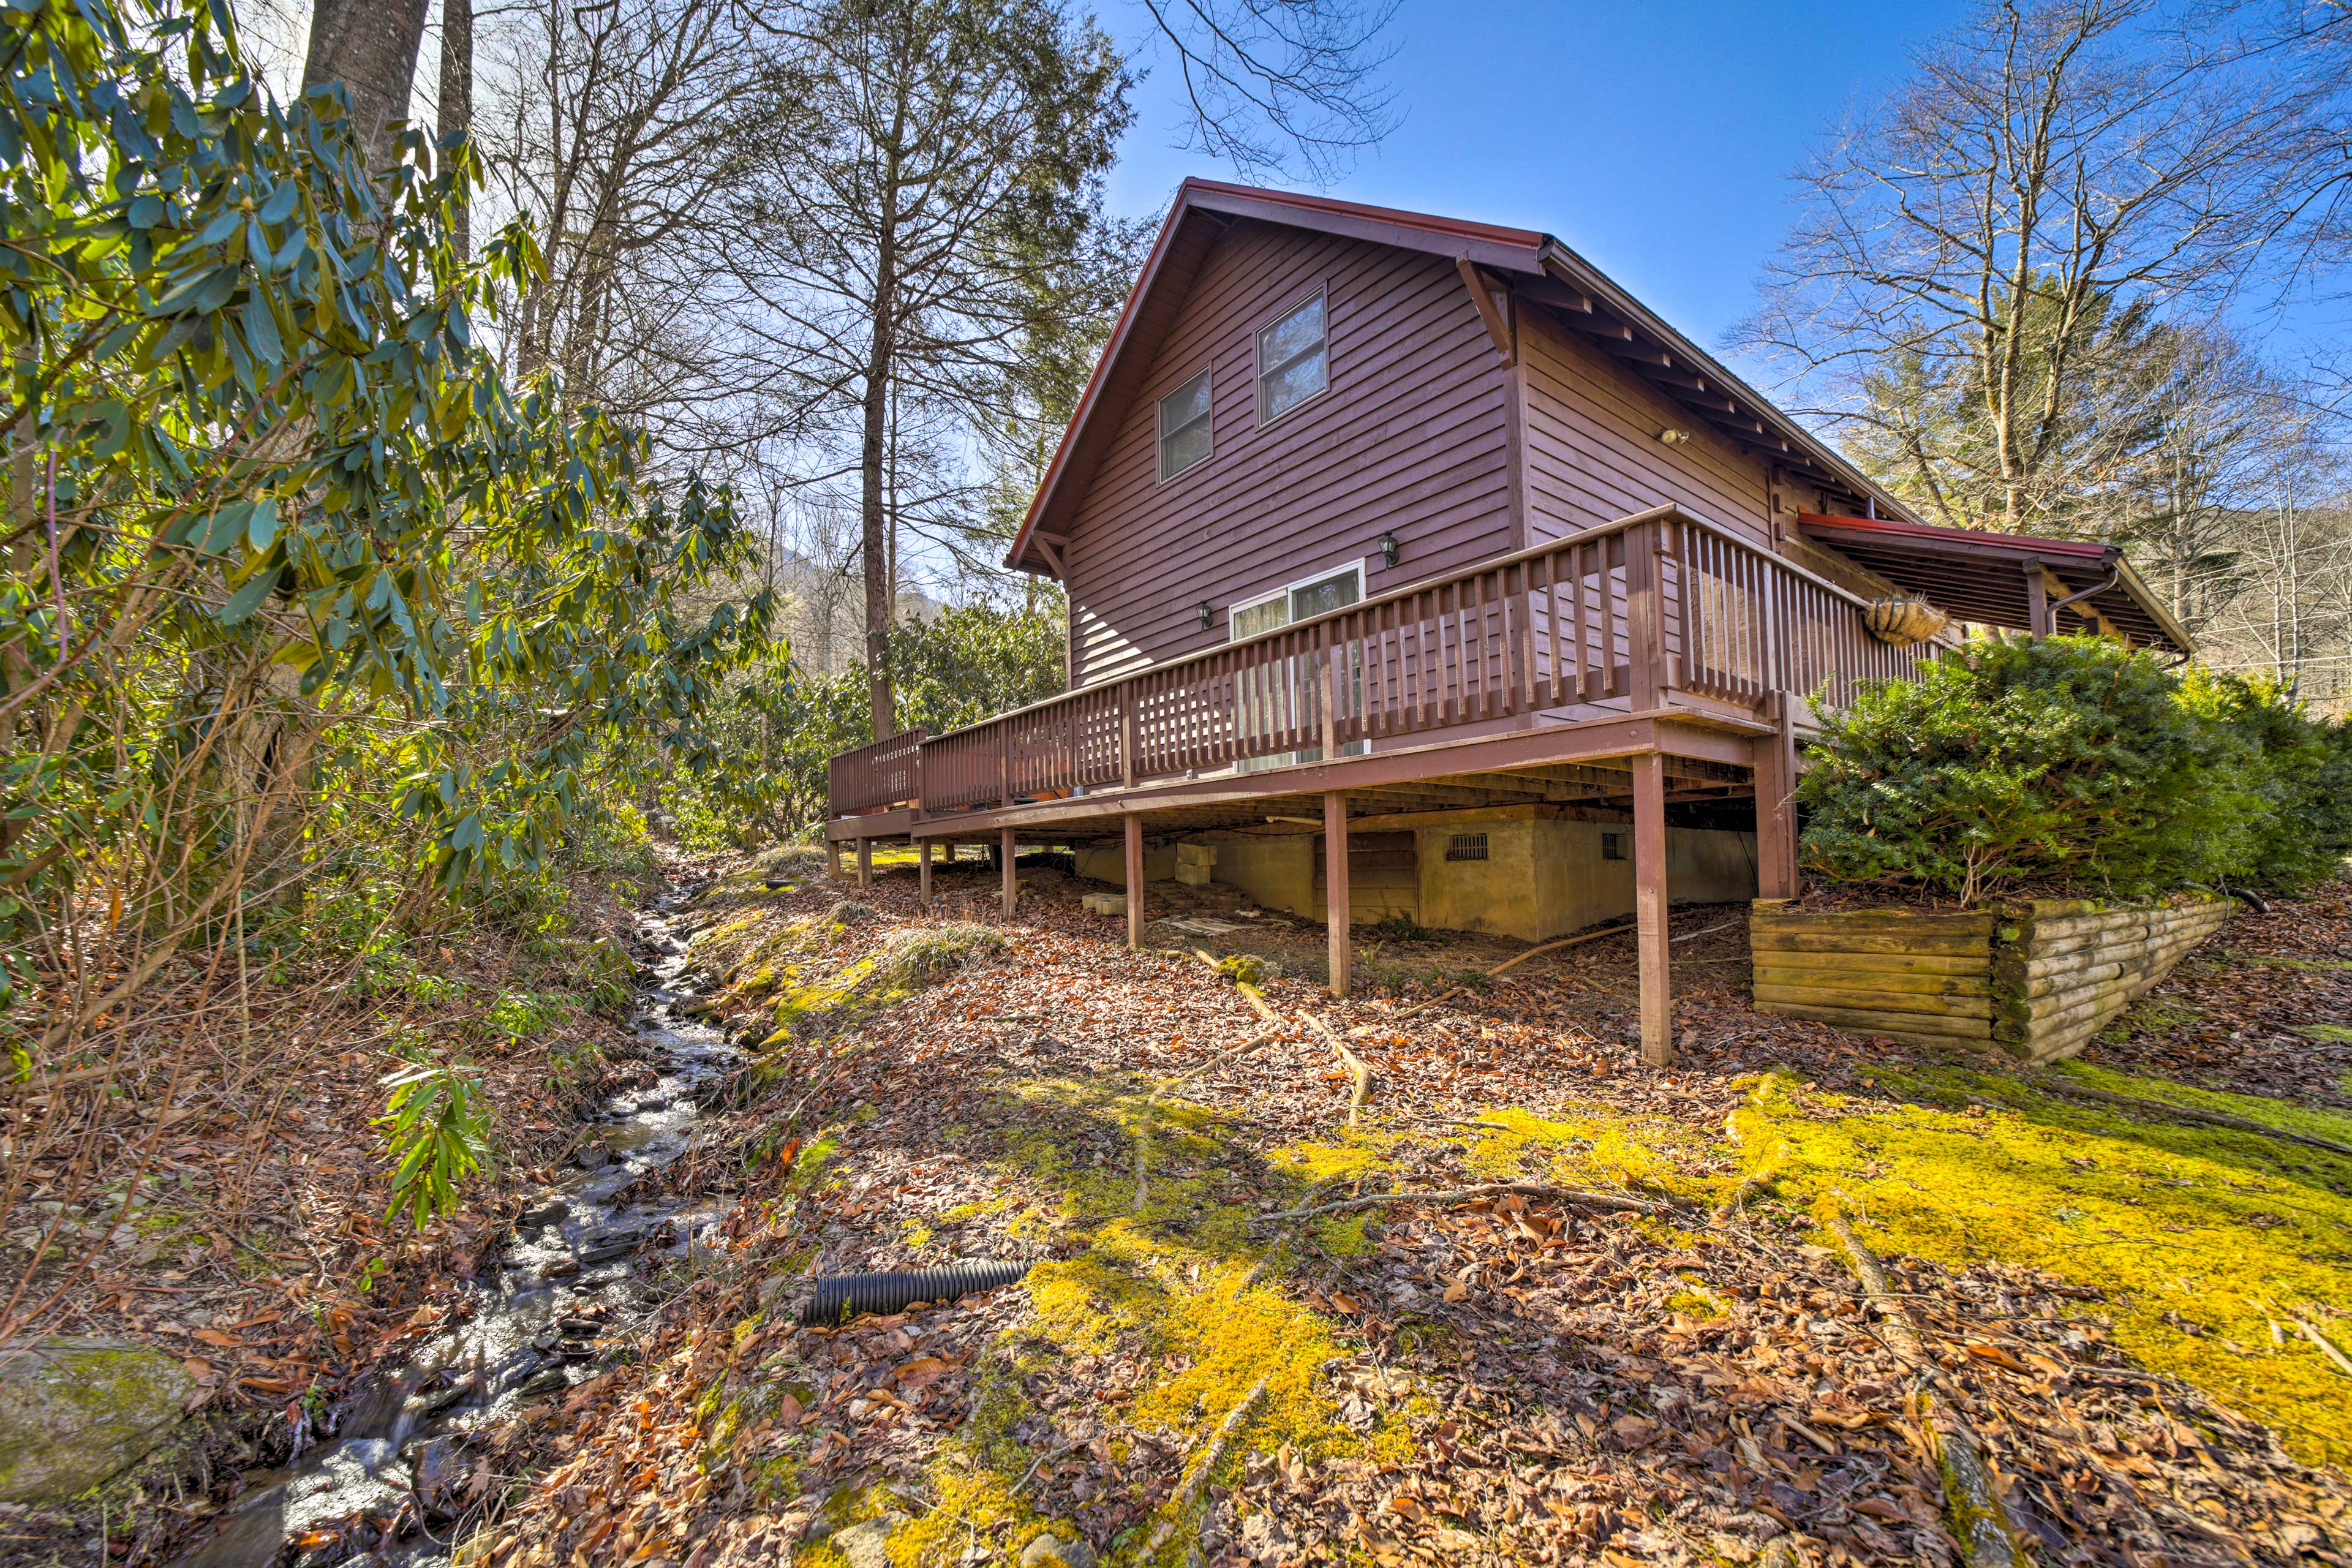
[1733, 1061, 2352, 1466]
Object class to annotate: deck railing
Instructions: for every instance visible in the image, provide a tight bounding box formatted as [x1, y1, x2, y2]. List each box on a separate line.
[827, 726, 927, 815]
[829, 503, 1934, 819]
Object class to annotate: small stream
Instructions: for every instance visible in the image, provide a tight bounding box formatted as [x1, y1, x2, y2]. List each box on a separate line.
[182, 890, 739, 1567]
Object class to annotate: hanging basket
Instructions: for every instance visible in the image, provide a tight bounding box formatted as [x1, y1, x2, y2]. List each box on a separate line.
[1863, 595, 1949, 647]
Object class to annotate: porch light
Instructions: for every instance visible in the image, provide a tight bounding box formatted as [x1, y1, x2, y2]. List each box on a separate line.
[1379, 530, 1401, 569]
[1198, 600, 1215, 631]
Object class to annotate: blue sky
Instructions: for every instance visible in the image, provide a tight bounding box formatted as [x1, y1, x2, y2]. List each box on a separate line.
[1102, 0, 1975, 380]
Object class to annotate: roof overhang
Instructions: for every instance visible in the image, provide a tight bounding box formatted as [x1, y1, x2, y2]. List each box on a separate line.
[1794, 513, 2194, 654]
[1003, 179, 1918, 578]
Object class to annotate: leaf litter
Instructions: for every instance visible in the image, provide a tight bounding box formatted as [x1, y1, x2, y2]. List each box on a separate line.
[466, 860, 2352, 1568]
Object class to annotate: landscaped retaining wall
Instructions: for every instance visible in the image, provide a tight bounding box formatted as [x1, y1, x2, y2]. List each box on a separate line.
[1751, 895, 2235, 1063]
[1989, 898, 2236, 1061]
[1750, 907, 1998, 1050]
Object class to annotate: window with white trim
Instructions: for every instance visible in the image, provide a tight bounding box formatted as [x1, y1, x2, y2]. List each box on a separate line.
[1157, 369, 1212, 482]
[1256, 290, 1329, 425]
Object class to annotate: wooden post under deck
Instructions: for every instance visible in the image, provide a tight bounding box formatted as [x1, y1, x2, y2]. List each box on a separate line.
[1124, 815, 1145, 950]
[856, 838, 872, 888]
[1632, 752, 1670, 1065]
[1755, 693, 1800, 901]
[827, 840, 842, 880]
[1324, 790, 1351, 999]
[1000, 827, 1017, 918]
[918, 840, 932, 907]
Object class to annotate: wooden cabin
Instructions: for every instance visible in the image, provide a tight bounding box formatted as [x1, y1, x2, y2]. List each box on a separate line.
[821, 179, 2191, 1063]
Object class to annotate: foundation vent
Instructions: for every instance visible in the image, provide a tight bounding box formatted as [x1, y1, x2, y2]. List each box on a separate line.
[1602, 832, 1627, 861]
[1444, 832, 1488, 862]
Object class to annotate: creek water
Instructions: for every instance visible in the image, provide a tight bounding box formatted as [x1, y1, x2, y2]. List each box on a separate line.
[179, 890, 740, 1567]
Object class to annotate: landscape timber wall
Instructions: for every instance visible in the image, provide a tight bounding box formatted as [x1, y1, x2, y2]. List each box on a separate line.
[1749, 907, 1996, 1051]
[1750, 897, 2236, 1063]
[1990, 899, 2235, 1063]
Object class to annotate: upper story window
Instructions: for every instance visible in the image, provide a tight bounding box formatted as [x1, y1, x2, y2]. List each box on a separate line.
[1157, 368, 1213, 483]
[1256, 288, 1329, 425]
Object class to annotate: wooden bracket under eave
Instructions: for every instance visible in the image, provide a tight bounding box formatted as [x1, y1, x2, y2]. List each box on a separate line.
[1033, 533, 1067, 579]
[1456, 255, 1515, 364]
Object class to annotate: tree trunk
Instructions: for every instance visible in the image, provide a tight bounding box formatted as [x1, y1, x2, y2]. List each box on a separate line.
[304, 0, 434, 170]
[435, 0, 472, 256]
[860, 216, 899, 738]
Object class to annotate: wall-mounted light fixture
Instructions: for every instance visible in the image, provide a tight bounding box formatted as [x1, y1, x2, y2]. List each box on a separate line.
[1658, 427, 1693, 447]
[1197, 600, 1215, 631]
[1379, 530, 1401, 570]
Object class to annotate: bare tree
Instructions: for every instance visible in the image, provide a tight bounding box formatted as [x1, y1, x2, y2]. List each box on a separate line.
[437, 0, 473, 254]
[2113, 323, 2304, 633]
[1134, 0, 1400, 181]
[473, 0, 758, 443]
[1735, 0, 2301, 534]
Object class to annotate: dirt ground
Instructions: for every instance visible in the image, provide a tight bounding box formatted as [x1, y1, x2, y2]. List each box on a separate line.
[462, 856, 2352, 1568]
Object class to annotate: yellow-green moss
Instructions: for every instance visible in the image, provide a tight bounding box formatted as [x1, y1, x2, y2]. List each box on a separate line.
[1265, 1132, 1392, 1185]
[1463, 1103, 1713, 1204]
[1667, 1273, 1731, 1320]
[888, 1471, 1029, 1566]
[764, 925, 1008, 1042]
[894, 1073, 1376, 1564]
[1735, 1068, 2352, 1464]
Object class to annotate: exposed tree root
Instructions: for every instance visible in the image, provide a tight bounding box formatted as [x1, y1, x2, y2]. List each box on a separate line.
[1826, 1208, 2034, 1568]
[1393, 916, 1743, 1020]
[1141, 1375, 1270, 1560]
[2294, 1316, 2352, 1378]
[1296, 1008, 1371, 1127]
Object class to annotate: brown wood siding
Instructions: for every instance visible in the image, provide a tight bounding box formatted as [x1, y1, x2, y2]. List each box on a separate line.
[1063, 221, 1517, 687]
[1517, 309, 1771, 548]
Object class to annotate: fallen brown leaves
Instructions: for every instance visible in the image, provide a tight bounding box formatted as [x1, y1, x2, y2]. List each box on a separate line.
[469, 861, 2352, 1568]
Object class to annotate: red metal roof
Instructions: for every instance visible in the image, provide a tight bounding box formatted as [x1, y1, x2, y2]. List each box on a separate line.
[1795, 511, 2110, 561]
[1174, 178, 1550, 250]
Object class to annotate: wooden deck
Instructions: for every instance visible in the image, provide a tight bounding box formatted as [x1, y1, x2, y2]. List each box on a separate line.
[821, 502, 1934, 1062]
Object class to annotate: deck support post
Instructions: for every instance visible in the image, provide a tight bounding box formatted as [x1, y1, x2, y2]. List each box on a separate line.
[1324, 790, 1351, 999]
[2024, 560, 2051, 639]
[828, 840, 842, 880]
[1000, 827, 1017, 918]
[918, 840, 932, 907]
[1755, 693, 1800, 901]
[1124, 815, 1145, 950]
[1632, 752, 1671, 1065]
[1624, 518, 1664, 709]
[856, 838, 872, 888]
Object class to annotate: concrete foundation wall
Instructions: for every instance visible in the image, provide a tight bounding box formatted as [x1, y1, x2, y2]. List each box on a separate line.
[1072, 841, 1176, 884]
[1417, 819, 1757, 942]
[1076, 815, 1758, 943]
[1203, 834, 1315, 916]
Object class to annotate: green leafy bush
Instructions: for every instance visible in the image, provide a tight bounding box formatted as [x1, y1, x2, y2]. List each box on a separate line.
[1, 0, 772, 1049]
[2177, 671, 2352, 895]
[1797, 635, 2276, 902]
[375, 1057, 492, 1229]
[665, 595, 1068, 850]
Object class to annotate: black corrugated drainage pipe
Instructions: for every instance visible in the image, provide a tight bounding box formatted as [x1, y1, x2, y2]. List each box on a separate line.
[799, 1261, 1031, 1325]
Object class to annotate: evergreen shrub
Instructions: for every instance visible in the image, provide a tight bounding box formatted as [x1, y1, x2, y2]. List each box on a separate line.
[1797, 635, 2352, 903]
